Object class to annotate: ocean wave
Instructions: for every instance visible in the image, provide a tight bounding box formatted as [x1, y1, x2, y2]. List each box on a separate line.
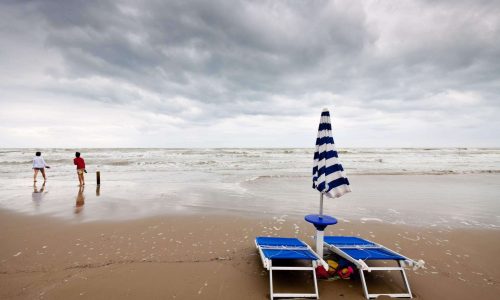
[242, 170, 500, 180]
[0, 158, 80, 165]
[194, 160, 217, 165]
[1, 148, 499, 175]
[0, 160, 34, 165]
[345, 169, 500, 175]
[244, 174, 309, 183]
[474, 170, 500, 174]
[106, 161, 133, 166]
[0, 150, 26, 154]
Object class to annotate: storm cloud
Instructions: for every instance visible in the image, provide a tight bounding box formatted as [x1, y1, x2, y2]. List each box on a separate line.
[1, 0, 499, 147]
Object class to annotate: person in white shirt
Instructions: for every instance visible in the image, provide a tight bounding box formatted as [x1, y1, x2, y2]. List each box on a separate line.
[32, 151, 50, 182]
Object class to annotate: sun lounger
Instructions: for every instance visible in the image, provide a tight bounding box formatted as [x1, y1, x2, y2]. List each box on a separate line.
[323, 236, 424, 299]
[255, 237, 328, 299]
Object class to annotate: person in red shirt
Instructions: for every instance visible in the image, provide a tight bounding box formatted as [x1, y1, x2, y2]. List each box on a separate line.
[73, 152, 86, 186]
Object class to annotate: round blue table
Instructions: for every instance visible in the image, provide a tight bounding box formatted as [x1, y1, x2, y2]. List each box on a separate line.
[305, 214, 337, 231]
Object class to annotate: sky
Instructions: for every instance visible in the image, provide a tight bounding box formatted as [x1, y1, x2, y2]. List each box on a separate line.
[1, 0, 499, 148]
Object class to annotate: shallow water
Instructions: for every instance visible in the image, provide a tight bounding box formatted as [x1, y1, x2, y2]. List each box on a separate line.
[0, 148, 499, 227]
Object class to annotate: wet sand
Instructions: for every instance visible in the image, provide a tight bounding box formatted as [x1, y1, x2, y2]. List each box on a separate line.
[0, 210, 499, 299]
[2, 174, 499, 229]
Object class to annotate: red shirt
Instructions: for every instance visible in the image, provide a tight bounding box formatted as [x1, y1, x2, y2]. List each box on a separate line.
[74, 157, 85, 169]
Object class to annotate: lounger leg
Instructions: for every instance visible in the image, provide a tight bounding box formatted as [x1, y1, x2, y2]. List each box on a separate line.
[399, 261, 413, 298]
[312, 261, 319, 299]
[269, 261, 274, 300]
[359, 269, 369, 299]
[267, 263, 319, 299]
[358, 265, 413, 299]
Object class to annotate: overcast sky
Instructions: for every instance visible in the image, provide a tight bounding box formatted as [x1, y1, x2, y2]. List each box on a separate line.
[1, 0, 499, 148]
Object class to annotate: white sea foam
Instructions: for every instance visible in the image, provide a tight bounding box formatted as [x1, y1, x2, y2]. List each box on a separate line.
[1, 148, 499, 177]
[360, 217, 384, 223]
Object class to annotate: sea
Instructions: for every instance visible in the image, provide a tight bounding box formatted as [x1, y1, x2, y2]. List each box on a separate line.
[0, 148, 499, 228]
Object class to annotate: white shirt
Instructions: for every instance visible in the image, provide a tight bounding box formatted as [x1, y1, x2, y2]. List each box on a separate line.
[33, 156, 47, 168]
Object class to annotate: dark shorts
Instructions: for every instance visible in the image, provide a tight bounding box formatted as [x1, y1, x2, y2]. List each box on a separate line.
[34, 168, 44, 171]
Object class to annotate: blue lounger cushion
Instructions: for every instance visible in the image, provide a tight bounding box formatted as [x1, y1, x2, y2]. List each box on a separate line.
[256, 237, 317, 260]
[324, 236, 406, 261]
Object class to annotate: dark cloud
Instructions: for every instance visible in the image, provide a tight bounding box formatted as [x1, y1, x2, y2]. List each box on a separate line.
[0, 0, 499, 146]
[28, 1, 376, 109]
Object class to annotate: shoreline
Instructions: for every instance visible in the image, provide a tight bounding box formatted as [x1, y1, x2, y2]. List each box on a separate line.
[1, 210, 499, 299]
[1, 173, 499, 229]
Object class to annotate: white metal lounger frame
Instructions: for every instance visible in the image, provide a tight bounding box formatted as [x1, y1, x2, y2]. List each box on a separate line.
[255, 241, 327, 300]
[324, 238, 421, 299]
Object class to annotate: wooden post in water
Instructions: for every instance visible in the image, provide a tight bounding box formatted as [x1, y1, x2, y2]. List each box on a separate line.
[96, 171, 101, 185]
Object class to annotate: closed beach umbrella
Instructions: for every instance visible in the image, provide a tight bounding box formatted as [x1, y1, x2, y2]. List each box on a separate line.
[309, 108, 351, 257]
[312, 108, 351, 213]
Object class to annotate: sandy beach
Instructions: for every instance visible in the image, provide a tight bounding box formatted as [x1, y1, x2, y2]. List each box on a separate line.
[1, 149, 499, 299]
[1, 209, 499, 299]
[2, 0, 499, 296]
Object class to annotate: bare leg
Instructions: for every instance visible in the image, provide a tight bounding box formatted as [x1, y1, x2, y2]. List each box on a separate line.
[40, 169, 47, 181]
[82, 173, 85, 185]
[34, 169, 39, 182]
[78, 172, 83, 186]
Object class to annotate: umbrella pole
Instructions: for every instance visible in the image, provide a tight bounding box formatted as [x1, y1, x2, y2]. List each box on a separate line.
[319, 193, 323, 217]
[317, 193, 324, 258]
[316, 229, 324, 259]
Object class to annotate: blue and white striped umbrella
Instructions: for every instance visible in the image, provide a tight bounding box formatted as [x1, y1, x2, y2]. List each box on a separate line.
[312, 108, 351, 214]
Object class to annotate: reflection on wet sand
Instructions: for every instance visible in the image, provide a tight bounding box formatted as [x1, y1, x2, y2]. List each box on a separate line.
[75, 186, 85, 214]
[32, 182, 46, 207]
[96, 185, 100, 197]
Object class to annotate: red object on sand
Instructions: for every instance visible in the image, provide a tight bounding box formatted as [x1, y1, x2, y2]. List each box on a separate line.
[338, 266, 354, 279]
[315, 266, 330, 279]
